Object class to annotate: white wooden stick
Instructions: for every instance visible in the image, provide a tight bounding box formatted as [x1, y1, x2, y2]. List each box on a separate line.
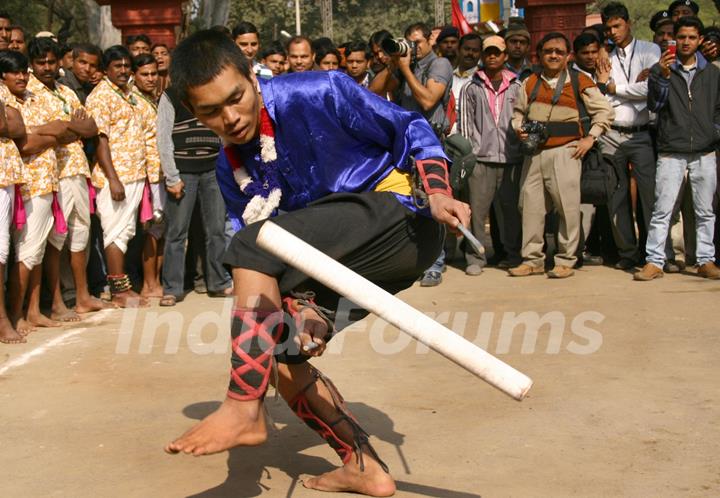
[256, 221, 533, 401]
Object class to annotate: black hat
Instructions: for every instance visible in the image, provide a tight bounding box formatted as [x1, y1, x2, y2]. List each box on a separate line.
[437, 26, 460, 44]
[650, 10, 673, 32]
[668, 0, 699, 16]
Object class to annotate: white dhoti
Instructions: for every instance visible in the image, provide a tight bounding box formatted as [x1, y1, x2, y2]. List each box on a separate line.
[48, 175, 91, 253]
[96, 179, 144, 254]
[13, 193, 56, 270]
[0, 185, 14, 265]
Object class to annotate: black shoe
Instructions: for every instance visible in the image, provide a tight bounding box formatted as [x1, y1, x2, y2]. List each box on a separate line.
[614, 258, 637, 271]
[664, 260, 686, 273]
[420, 271, 443, 287]
[582, 252, 604, 266]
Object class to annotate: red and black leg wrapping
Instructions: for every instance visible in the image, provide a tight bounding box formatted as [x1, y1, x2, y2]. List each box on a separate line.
[415, 157, 452, 197]
[282, 291, 335, 346]
[228, 308, 285, 401]
[288, 367, 389, 473]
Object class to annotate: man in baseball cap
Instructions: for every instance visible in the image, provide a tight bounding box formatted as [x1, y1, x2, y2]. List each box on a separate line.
[668, 0, 699, 21]
[650, 10, 674, 51]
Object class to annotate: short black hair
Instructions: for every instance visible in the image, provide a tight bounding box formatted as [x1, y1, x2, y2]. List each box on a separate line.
[59, 43, 72, 57]
[404, 22, 431, 41]
[231, 21, 259, 40]
[132, 53, 156, 72]
[102, 45, 132, 70]
[126, 34, 152, 47]
[601, 2, 630, 24]
[169, 29, 252, 103]
[314, 45, 341, 66]
[286, 36, 313, 53]
[369, 30, 392, 49]
[151, 43, 170, 53]
[0, 12, 12, 23]
[704, 26, 720, 44]
[312, 37, 334, 54]
[344, 40, 370, 60]
[674, 16, 704, 35]
[536, 32, 571, 56]
[583, 23, 606, 45]
[459, 33, 482, 48]
[28, 36, 62, 62]
[72, 43, 102, 60]
[260, 41, 286, 59]
[573, 32, 600, 53]
[209, 25, 232, 38]
[0, 49, 28, 76]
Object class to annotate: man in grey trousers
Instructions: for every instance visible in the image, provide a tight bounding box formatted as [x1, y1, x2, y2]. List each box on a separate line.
[458, 35, 523, 275]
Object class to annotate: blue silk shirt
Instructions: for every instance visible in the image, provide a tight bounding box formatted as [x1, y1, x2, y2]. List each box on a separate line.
[216, 71, 447, 231]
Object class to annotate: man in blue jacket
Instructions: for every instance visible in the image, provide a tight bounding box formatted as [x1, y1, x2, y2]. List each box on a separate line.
[162, 30, 469, 496]
[635, 16, 720, 280]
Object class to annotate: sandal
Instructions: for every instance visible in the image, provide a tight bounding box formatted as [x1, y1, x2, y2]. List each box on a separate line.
[159, 295, 177, 307]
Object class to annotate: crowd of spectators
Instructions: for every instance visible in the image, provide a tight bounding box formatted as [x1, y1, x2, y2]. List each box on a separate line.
[0, 0, 718, 345]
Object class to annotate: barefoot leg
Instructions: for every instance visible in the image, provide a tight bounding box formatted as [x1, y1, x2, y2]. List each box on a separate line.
[165, 397, 268, 456]
[8, 261, 34, 334]
[276, 363, 396, 497]
[26, 266, 62, 328]
[69, 244, 114, 312]
[140, 233, 163, 298]
[0, 262, 25, 344]
[45, 246, 82, 322]
[165, 268, 284, 456]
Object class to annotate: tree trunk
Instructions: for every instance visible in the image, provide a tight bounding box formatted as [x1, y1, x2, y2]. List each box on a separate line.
[199, 0, 230, 29]
[83, 0, 121, 49]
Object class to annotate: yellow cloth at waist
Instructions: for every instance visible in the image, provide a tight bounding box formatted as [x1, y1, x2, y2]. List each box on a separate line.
[373, 168, 413, 196]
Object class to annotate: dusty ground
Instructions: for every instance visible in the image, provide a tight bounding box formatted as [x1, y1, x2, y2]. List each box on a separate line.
[1, 265, 719, 498]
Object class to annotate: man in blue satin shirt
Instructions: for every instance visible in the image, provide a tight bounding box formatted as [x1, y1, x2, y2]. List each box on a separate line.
[163, 30, 470, 497]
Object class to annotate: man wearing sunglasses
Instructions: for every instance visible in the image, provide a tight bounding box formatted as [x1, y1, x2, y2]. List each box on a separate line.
[510, 32, 614, 279]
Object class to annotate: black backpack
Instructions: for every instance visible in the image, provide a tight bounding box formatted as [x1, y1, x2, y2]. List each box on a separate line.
[569, 70, 618, 205]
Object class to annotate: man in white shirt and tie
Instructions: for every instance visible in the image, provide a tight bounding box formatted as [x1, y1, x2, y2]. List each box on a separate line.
[600, 2, 662, 270]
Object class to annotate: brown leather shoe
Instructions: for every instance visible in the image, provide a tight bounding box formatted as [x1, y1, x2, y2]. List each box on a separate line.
[697, 262, 720, 279]
[633, 263, 664, 281]
[508, 264, 544, 277]
[547, 265, 574, 279]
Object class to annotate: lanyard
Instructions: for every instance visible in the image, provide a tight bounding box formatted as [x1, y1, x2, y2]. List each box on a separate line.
[134, 90, 158, 112]
[106, 78, 137, 107]
[617, 39, 636, 83]
[48, 87, 71, 115]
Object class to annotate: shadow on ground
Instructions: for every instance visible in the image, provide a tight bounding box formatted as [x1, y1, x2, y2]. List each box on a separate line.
[180, 401, 481, 498]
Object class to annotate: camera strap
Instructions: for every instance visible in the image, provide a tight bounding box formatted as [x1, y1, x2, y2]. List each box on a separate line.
[569, 69, 591, 137]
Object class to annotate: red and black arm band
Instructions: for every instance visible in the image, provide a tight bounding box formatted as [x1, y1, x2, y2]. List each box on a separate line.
[415, 157, 452, 197]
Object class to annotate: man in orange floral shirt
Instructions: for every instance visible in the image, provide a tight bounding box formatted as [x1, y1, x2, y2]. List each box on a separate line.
[86, 45, 147, 307]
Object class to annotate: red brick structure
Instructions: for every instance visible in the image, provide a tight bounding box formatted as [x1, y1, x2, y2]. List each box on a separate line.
[516, 0, 592, 51]
[96, 0, 184, 48]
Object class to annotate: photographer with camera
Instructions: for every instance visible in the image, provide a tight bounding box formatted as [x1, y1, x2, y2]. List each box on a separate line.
[371, 22, 454, 287]
[509, 32, 614, 279]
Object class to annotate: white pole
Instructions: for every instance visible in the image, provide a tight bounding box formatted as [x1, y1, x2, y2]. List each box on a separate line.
[256, 222, 534, 401]
[295, 0, 301, 35]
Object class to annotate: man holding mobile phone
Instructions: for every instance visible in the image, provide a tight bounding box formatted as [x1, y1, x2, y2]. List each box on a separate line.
[635, 16, 720, 280]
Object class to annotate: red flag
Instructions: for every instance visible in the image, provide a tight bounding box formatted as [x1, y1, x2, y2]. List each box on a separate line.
[452, 1, 473, 35]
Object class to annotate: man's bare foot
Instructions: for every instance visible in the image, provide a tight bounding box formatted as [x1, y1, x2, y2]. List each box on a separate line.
[165, 397, 267, 456]
[111, 290, 149, 308]
[13, 318, 35, 336]
[75, 296, 116, 314]
[302, 451, 396, 497]
[26, 312, 62, 328]
[51, 307, 82, 323]
[0, 317, 26, 344]
[140, 285, 163, 299]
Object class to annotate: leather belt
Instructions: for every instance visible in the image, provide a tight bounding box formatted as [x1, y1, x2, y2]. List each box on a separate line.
[611, 124, 649, 134]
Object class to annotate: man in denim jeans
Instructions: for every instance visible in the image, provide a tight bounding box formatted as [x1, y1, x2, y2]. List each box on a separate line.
[158, 85, 232, 304]
[635, 16, 720, 280]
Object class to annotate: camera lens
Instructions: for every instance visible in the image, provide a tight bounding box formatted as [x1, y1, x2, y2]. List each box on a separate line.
[380, 38, 401, 56]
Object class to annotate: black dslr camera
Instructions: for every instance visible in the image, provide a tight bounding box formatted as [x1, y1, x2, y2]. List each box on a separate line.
[519, 120, 549, 155]
[381, 38, 418, 67]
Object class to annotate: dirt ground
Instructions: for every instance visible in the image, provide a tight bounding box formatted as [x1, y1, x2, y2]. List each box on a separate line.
[1, 265, 719, 498]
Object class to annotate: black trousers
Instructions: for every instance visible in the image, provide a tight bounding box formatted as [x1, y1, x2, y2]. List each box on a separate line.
[223, 192, 444, 363]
